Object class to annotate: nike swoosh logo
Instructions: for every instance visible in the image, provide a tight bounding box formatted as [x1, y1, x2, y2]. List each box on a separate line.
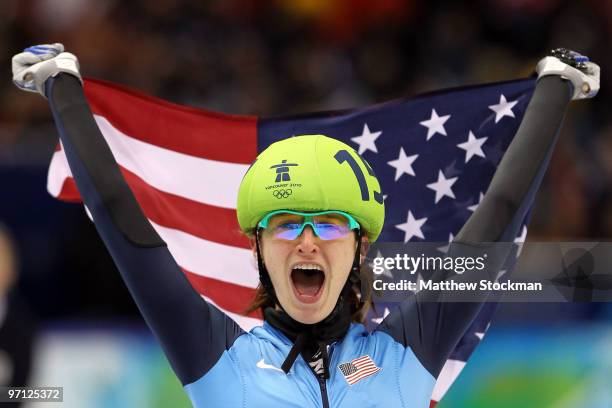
[256, 358, 285, 373]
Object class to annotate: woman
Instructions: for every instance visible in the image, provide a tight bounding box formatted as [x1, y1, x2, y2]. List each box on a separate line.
[12, 44, 598, 407]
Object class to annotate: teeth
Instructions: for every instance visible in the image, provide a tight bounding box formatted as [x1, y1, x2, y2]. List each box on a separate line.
[293, 264, 322, 271]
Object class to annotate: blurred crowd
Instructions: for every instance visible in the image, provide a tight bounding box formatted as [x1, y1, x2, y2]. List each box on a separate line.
[0, 0, 611, 320]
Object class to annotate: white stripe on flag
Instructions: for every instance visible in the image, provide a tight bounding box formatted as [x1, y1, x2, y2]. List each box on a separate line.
[93, 114, 250, 209]
[150, 221, 259, 288]
[346, 366, 380, 384]
[431, 359, 466, 402]
[47, 146, 72, 197]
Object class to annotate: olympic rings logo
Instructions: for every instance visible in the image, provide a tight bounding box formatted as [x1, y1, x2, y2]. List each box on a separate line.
[272, 189, 292, 199]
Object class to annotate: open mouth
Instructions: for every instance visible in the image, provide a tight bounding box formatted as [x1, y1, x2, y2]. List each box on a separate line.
[291, 265, 325, 304]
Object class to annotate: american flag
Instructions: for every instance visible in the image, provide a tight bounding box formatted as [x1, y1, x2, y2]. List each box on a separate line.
[47, 76, 537, 405]
[338, 355, 381, 385]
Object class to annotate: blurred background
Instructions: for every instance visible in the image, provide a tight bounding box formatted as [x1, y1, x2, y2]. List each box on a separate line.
[1, 0, 611, 406]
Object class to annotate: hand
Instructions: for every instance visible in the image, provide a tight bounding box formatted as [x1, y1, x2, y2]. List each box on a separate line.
[536, 48, 600, 100]
[12, 43, 82, 97]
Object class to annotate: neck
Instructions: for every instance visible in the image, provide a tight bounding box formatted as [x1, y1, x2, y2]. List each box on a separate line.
[265, 297, 352, 343]
[265, 297, 352, 378]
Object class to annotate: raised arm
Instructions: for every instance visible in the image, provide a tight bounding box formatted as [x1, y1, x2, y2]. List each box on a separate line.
[12, 44, 244, 386]
[376, 50, 600, 379]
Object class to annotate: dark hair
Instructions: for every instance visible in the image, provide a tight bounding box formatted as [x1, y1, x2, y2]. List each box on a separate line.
[246, 263, 375, 323]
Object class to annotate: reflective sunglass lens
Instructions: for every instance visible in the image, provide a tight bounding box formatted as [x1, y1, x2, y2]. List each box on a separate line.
[275, 227, 302, 240]
[262, 211, 355, 240]
[314, 224, 350, 240]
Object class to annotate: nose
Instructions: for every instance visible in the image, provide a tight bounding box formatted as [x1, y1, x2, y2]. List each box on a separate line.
[296, 225, 320, 254]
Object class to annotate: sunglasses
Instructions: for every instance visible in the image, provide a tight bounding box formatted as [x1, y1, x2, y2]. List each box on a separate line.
[257, 210, 360, 241]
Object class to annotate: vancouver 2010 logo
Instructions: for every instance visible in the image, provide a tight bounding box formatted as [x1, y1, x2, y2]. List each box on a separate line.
[270, 160, 298, 183]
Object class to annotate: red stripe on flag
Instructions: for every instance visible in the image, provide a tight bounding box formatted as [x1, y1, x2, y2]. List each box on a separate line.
[352, 356, 371, 365]
[346, 367, 380, 384]
[83, 78, 259, 164]
[119, 167, 250, 249]
[347, 366, 378, 378]
[57, 169, 250, 248]
[57, 177, 83, 202]
[183, 268, 261, 319]
[429, 401, 437, 408]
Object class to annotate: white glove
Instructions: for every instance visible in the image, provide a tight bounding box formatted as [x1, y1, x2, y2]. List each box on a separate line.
[12, 43, 82, 97]
[536, 48, 600, 100]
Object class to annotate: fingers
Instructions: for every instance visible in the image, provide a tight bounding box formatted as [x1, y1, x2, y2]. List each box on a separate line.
[12, 43, 66, 93]
[585, 61, 600, 76]
[12, 51, 40, 68]
[12, 43, 63, 74]
[23, 43, 64, 60]
[12, 46, 83, 96]
[13, 43, 64, 71]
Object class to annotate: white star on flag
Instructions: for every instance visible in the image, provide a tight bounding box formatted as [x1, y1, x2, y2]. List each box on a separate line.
[437, 233, 454, 253]
[412, 271, 425, 294]
[427, 170, 458, 204]
[420, 109, 451, 140]
[514, 225, 528, 244]
[495, 269, 508, 283]
[489, 94, 518, 123]
[395, 210, 427, 242]
[468, 192, 484, 212]
[351, 123, 382, 154]
[371, 307, 391, 325]
[387, 147, 418, 181]
[457, 131, 488, 163]
[514, 226, 528, 257]
[370, 250, 394, 279]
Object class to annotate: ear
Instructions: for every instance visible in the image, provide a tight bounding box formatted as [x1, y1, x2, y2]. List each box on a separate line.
[359, 236, 370, 264]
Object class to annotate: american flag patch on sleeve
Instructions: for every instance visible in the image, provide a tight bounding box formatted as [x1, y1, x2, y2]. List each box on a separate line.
[338, 355, 381, 385]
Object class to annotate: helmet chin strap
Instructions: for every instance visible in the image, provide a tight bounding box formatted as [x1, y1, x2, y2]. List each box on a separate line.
[347, 229, 363, 299]
[257, 229, 364, 378]
[255, 229, 278, 305]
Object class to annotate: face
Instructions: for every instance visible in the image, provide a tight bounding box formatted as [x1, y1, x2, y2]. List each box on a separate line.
[252, 223, 368, 325]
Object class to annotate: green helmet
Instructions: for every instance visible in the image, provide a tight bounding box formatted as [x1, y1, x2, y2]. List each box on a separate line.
[237, 135, 385, 242]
